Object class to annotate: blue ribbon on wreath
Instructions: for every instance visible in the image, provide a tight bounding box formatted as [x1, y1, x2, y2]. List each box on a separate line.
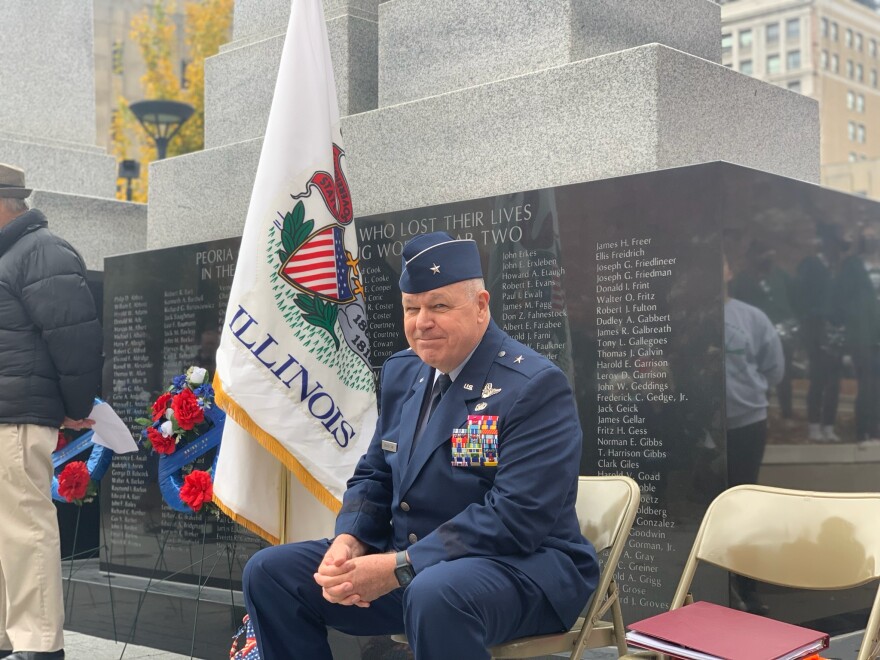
[157, 406, 226, 513]
[51, 399, 115, 503]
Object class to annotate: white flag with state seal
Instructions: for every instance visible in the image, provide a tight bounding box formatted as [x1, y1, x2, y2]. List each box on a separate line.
[212, 0, 376, 545]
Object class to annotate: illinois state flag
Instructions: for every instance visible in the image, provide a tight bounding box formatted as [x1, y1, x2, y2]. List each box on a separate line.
[213, 0, 376, 545]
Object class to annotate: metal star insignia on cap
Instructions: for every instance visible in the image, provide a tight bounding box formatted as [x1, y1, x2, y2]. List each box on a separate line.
[430, 263, 440, 274]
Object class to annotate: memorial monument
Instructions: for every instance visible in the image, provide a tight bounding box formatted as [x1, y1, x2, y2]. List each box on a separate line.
[12, 0, 875, 657]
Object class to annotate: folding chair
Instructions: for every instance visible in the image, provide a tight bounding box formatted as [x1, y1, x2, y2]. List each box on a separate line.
[621, 485, 880, 660]
[392, 474, 641, 659]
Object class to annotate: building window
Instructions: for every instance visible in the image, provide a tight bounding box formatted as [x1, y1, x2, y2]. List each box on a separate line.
[857, 94, 865, 112]
[111, 41, 124, 75]
[833, 54, 840, 73]
[180, 59, 189, 89]
[849, 121, 857, 141]
[722, 33, 733, 54]
[832, 22, 839, 42]
[739, 29, 753, 49]
[872, 69, 878, 88]
[858, 63, 864, 82]
[822, 18, 829, 38]
[740, 59, 753, 75]
[767, 23, 780, 45]
[857, 33, 864, 51]
[872, 39, 878, 57]
[846, 28, 853, 48]
[821, 50, 829, 69]
[849, 152, 858, 162]
[787, 18, 800, 40]
[848, 59, 855, 78]
[767, 54, 781, 74]
[858, 124, 866, 143]
[788, 80, 802, 93]
[848, 90, 856, 110]
[787, 50, 801, 70]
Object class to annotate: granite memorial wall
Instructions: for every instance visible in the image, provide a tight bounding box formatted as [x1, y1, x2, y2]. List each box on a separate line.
[101, 237, 267, 589]
[99, 162, 880, 656]
[356, 165, 728, 623]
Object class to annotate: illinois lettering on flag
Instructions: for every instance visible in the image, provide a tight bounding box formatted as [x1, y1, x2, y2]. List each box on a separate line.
[212, 0, 377, 545]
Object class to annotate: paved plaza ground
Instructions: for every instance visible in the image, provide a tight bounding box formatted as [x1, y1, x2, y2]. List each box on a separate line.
[61, 628, 865, 660]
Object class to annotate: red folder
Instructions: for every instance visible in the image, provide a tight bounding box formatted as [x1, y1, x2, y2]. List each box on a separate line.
[625, 601, 829, 660]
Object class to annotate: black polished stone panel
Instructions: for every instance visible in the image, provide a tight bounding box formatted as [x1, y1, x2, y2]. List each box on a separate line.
[354, 163, 880, 631]
[95, 163, 879, 657]
[556, 168, 727, 620]
[101, 237, 267, 590]
[355, 177, 727, 623]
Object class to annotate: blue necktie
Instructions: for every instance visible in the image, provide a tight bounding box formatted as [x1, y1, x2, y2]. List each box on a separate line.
[427, 373, 452, 421]
[412, 372, 452, 456]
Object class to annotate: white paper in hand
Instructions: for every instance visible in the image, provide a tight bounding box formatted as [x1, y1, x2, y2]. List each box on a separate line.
[89, 400, 139, 454]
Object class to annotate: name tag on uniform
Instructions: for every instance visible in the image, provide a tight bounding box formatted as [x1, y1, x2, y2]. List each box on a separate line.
[382, 440, 398, 452]
[451, 415, 499, 467]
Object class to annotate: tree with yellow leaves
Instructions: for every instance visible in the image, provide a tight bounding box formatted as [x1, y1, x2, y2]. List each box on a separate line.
[111, 0, 233, 202]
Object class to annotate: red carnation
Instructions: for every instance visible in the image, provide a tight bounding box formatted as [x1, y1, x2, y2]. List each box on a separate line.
[179, 470, 213, 512]
[55, 431, 69, 452]
[57, 461, 90, 503]
[147, 426, 176, 455]
[151, 392, 173, 421]
[171, 388, 204, 430]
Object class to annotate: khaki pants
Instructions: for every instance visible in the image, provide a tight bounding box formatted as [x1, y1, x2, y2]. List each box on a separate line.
[0, 424, 64, 652]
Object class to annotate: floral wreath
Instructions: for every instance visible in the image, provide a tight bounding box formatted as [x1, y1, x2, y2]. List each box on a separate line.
[137, 366, 225, 514]
[52, 398, 115, 505]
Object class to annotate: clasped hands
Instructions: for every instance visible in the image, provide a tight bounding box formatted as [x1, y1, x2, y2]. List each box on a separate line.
[314, 534, 400, 607]
[61, 417, 95, 430]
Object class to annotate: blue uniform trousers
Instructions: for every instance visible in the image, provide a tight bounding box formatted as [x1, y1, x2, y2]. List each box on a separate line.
[243, 540, 566, 660]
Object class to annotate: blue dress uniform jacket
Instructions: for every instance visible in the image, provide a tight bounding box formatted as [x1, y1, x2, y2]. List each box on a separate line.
[335, 320, 599, 628]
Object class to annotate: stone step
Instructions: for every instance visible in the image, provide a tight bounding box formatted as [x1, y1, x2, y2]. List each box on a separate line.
[150, 44, 817, 249]
[206, 11, 378, 148]
[31, 191, 147, 271]
[1, 137, 119, 199]
[378, 0, 721, 107]
[226, 0, 383, 50]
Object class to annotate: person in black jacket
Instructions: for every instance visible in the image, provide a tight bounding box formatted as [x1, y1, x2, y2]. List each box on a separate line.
[0, 164, 103, 660]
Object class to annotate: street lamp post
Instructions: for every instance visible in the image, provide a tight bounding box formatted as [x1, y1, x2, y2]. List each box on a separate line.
[118, 159, 140, 201]
[129, 99, 195, 160]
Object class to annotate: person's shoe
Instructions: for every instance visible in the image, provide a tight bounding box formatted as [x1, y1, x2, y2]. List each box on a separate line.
[808, 423, 823, 442]
[6, 651, 64, 659]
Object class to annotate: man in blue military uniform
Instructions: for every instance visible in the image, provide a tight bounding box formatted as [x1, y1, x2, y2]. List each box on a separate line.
[243, 232, 598, 659]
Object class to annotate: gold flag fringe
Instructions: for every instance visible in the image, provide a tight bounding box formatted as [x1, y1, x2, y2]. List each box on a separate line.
[213, 494, 280, 546]
[211, 378, 343, 542]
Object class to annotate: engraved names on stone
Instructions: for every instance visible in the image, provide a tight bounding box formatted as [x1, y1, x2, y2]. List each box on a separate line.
[498, 248, 568, 362]
[103, 238, 264, 584]
[594, 236, 678, 609]
[362, 265, 396, 363]
[109, 293, 151, 547]
[356, 196, 571, 364]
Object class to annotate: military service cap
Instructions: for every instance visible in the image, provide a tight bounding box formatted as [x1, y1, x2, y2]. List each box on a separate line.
[399, 231, 483, 293]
